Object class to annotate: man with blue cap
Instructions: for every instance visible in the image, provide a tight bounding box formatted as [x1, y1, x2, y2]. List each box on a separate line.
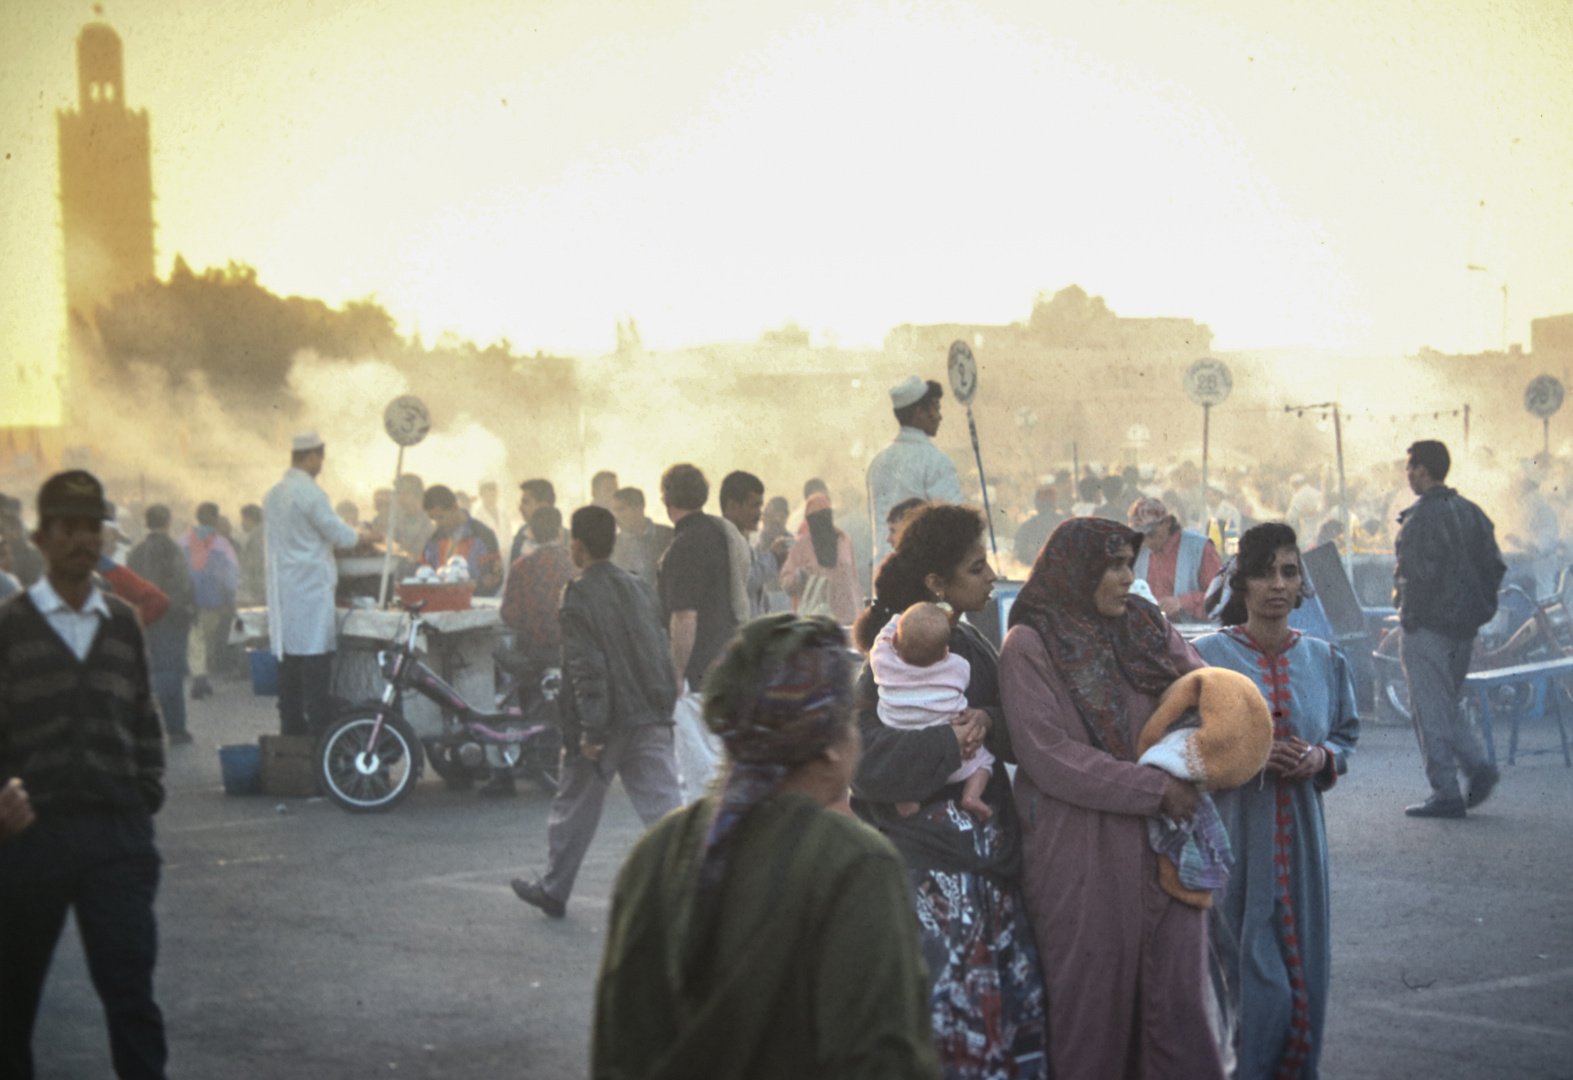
[866, 374, 963, 562]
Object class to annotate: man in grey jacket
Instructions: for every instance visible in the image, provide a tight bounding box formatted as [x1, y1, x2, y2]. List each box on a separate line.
[511, 505, 682, 918]
[1395, 439, 1507, 818]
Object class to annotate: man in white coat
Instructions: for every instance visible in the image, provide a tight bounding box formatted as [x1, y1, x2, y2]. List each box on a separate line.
[866, 375, 963, 563]
[263, 432, 373, 737]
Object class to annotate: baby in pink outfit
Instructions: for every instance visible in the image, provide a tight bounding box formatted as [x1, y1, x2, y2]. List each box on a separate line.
[870, 602, 994, 822]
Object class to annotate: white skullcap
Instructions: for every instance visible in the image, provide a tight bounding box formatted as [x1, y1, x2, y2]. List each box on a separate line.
[292, 430, 325, 452]
[889, 375, 928, 409]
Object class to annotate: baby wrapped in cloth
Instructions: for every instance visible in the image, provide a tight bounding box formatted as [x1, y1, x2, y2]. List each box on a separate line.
[870, 602, 995, 821]
[1137, 667, 1272, 908]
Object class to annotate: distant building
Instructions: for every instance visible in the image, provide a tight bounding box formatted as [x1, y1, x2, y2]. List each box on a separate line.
[58, 19, 155, 333]
[1532, 314, 1573, 359]
[884, 285, 1215, 465]
[886, 285, 1213, 364]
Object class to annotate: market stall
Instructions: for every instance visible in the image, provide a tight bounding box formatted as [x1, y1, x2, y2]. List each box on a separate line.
[231, 599, 505, 740]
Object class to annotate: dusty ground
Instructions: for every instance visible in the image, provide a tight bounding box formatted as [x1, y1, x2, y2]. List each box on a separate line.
[28, 677, 1573, 1079]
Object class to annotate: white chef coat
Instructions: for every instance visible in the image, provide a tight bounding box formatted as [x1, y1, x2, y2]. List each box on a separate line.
[866, 425, 964, 561]
[262, 468, 360, 658]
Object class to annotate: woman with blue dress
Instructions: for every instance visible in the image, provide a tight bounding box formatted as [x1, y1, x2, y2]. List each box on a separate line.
[1193, 522, 1360, 1079]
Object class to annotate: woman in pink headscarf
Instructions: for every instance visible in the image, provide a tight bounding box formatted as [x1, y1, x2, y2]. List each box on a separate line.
[779, 493, 862, 625]
[999, 516, 1224, 1080]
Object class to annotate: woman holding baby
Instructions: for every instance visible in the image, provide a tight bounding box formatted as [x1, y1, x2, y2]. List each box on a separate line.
[997, 516, 1225, 1080]
[851, 503, 1048, 1080]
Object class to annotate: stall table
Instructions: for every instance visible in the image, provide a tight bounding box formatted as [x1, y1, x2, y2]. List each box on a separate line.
[231, 602, 506, 740]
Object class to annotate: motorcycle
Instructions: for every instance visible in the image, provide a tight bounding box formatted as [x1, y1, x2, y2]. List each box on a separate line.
[1372, 583, 1573, 724]
[317, 601, 562, 813]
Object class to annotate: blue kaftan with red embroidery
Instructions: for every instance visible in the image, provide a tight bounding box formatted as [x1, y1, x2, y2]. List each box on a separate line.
[1193, 628, 1360, 1080]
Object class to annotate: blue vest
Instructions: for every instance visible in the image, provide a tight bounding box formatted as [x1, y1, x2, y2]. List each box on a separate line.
[1135, 529, 1209, 600]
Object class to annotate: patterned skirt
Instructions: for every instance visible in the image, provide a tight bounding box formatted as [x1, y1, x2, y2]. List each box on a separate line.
[908, 800, 1049, 1080]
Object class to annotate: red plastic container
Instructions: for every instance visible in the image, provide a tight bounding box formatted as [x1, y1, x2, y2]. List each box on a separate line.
[396, 581, 476, 612]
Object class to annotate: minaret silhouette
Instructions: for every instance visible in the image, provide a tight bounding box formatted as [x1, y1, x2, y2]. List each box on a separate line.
[57, 12, 155, 334]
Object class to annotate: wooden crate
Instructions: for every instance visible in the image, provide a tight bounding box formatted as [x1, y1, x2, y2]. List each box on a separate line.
[259, 735, 320, 797]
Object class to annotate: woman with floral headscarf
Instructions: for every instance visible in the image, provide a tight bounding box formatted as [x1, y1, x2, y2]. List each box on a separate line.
[779, 493, 863, 624]
[592, 615, 939, 1080]
[999, 516, 1225, 1080]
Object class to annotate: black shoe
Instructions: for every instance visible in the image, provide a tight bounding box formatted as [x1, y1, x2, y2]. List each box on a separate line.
[1405, 796, 1467, 819]
[190, 677, 212, 700]
[511, 878, 565, 918]
[1466, 765, 1501, 809]
[168, 731, 194, 746]
[477, 774, 516, 798]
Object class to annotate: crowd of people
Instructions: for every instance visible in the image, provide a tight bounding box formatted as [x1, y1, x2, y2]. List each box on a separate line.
[0, 363, 1521, 1079]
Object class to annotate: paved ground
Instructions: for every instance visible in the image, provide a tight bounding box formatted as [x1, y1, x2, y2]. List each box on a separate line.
[27, 677, 1573, 1079]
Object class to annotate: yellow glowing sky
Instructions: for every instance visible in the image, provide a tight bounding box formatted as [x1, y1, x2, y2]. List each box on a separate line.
[3, 0, 1571, 425]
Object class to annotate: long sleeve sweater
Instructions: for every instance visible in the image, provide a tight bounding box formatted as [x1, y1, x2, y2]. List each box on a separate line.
[0, 592, 165, 815]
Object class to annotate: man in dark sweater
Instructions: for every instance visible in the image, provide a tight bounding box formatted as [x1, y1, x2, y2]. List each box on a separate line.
[0, 470, 169, 1079]
[1395, 439, 1508, 819]
[511, 506, 681, 918]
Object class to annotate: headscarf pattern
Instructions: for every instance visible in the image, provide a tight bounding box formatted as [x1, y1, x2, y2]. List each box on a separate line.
[695, 614, 853, 905]
[1007, 516, 1183, 760]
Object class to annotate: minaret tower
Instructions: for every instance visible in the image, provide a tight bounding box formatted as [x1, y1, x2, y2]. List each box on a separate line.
[57, 12, 155, 332]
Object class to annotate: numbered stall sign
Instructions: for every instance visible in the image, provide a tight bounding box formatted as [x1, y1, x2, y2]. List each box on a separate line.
[384, 395, 432, 447]
[1183, 358, 1233, 407]
[1525, 375, 1565, 420]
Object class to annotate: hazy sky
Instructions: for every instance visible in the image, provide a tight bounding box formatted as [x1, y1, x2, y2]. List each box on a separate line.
[3, 0, 1571, 424]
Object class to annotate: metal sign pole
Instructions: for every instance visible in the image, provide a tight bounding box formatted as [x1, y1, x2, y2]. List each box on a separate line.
[377, 395, 432, 610]
[1200, 402, 1211, 533]
[947, 341, 997, 562]
[865, 471, 879, 598]
[1184, 359, 1233, 535]
[966, 406, 999, 558]
[376, 444, 406, 609]
[1333, 405, 1351, 574]
[1525, 375, 1565, 461]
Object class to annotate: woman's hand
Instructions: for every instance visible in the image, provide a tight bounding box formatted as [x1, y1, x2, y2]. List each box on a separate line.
[1269, 737, 1327, 783]
[1159, 775, 1200, 822]
[950, 709, 991, 761]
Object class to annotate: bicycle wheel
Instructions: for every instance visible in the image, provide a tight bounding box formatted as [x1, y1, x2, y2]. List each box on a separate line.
[318, 709, 423, 813]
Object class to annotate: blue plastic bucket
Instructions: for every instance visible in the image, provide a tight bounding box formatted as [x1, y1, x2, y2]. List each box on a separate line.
[248, 648, 279, 696]
[219, 744, 262, 795]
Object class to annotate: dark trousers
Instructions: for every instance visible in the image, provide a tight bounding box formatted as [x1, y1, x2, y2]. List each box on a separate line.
[149, 670, 186, 738]
[0, 810, 166, 1080]
[1401, 627, 1488, 799]
[540, 725, 682, 903]
[277, 651, 336, 737]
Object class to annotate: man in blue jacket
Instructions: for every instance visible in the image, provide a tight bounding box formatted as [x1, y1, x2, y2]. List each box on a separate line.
[1395, 439, 1507, 818]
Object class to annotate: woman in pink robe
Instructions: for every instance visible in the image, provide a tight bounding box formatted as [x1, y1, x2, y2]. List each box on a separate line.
[998, 516, 1225, 1080]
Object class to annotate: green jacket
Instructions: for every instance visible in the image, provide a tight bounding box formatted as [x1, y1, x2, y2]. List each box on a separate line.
[593, 792, 940, 1080]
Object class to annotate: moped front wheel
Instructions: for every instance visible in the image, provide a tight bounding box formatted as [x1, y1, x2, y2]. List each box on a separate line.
[318, 710, 423, 813]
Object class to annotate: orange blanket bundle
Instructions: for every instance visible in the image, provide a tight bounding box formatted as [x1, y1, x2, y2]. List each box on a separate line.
[1137, 667, 1272, 907]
